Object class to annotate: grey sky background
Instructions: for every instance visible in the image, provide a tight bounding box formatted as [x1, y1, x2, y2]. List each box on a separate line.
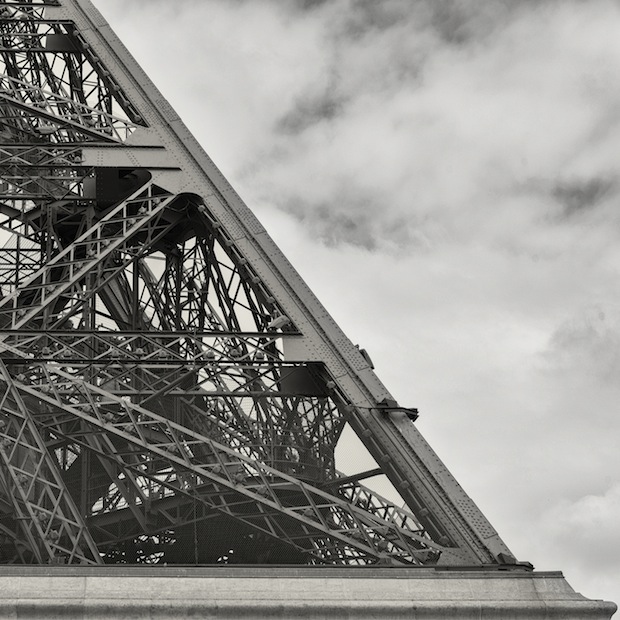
[94, 0, 620, 605]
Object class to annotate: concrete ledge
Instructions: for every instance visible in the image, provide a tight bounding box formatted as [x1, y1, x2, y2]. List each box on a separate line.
[0, 566, 615, 619]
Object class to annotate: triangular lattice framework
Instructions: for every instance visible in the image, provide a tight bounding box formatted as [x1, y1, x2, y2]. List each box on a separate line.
[0, 0, 522, 567]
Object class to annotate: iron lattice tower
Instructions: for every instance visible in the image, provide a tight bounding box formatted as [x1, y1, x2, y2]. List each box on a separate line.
[0, 0, 521, 568]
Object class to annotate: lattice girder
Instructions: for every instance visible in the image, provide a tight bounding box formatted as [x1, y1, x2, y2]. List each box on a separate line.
[0, 7, 141, 142]
[0, 359, 100, 563]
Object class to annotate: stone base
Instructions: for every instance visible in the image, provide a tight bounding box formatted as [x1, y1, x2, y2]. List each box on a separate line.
[0, 566, 615, 619]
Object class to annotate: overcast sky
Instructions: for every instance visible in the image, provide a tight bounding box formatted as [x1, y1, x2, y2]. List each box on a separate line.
[93, 0, 620, 606]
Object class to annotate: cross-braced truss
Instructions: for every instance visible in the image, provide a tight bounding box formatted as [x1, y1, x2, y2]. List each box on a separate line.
[0, 0, 521, 568]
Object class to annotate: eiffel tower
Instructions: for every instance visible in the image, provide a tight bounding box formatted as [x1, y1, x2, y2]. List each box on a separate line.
[0, 1, 615, 617]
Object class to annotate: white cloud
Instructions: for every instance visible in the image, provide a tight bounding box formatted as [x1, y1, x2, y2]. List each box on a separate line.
[542, 484, 620, 568]
[537, 485, 620, 601]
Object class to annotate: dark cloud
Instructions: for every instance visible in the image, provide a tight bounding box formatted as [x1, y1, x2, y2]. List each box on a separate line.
[282, 195, 425, 252]
[319, 0, 556, 46]
[552, 177, 616, 216]
[296, 0, 330, 11]
[284, 199, 378, 250]
[336, 0, 413, 38]
[420, 0, 561, 45]
[276, 92, 345, 135]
